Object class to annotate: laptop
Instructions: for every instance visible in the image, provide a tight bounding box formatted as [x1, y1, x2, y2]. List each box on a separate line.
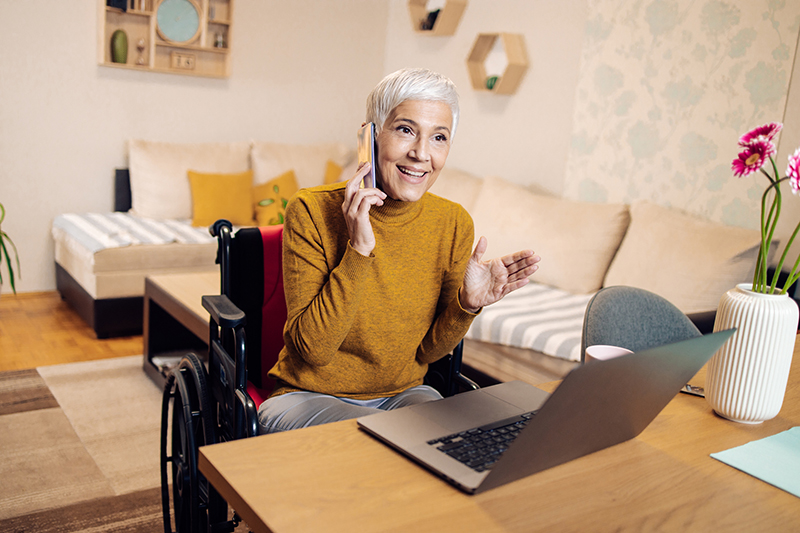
[357, 329, 735, 494]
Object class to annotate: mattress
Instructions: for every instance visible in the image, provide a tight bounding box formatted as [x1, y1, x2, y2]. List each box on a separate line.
[465, 283, 594, 362]
[52, 213, 218, 299]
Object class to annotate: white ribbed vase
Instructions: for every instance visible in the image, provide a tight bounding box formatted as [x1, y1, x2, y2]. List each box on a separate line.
[706, 283, 798, 424]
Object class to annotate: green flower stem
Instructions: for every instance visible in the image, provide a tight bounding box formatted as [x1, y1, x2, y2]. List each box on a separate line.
[754, 178, 777, 292]
[766, 157, 784, 293]
[780, 226, 800, 294]
[766, 183, 783, 293]
[754, 167, 775, 290]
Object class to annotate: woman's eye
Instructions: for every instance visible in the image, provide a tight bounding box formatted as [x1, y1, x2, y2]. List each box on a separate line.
[434, 134, 448, 142]
[398, 125, 413, 134]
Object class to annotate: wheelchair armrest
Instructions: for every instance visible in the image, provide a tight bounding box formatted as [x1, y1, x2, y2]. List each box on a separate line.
[454, 373, 479, 392]
[235, 388, 259, 439]
[202, 294, 246, 330]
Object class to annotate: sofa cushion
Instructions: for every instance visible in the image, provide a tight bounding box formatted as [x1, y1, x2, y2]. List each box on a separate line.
[128, 140, 251, 220]
[603, 201, 765, 314]
[324, 160, 344, 185]
[253, 170, 299, 226]
[188, 169, 255, 227]
[251, 141, 352, 190]
[427, 167, 484, 212]
[470, 176, 630, 294]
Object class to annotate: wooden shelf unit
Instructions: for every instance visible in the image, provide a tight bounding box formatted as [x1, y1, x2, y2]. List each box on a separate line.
[466, 32, 529, 95]
[407, 0, 467, 36]
[98, 0, 233, 78]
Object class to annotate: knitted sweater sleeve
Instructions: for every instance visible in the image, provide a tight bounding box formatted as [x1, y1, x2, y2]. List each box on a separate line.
[281, 189, 372, 367]
[414, 205, 477, 365]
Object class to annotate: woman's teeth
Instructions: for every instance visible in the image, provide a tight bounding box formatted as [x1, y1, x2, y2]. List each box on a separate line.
[400, 167, 426, 178]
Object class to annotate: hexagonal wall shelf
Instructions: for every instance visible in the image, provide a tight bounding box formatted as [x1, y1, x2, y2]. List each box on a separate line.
[408, 0, 467, 36]
[466, 33, 529, 95]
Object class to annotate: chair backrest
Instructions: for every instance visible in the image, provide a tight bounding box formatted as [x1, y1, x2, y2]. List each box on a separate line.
[580, 286, 701, 363]
[227, 225, 286, 392]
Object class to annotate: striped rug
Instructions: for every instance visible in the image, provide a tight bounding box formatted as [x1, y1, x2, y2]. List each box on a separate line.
[0, 357, 165, 531]
[0, 356, 251, 532]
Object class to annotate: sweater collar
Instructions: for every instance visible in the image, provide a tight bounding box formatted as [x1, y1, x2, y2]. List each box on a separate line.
[369, 195, 425, 225]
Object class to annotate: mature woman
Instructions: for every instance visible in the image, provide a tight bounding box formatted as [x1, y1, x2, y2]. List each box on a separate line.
[258, 68, 540, 433]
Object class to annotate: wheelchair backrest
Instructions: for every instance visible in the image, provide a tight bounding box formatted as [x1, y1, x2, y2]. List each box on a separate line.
[227, 225, 286, 391]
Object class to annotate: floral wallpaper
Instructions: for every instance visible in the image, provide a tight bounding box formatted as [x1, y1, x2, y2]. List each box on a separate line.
[563, 0, 800, 230]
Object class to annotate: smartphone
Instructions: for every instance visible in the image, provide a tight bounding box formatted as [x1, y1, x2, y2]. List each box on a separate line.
[357, 122, 378, 189]
[680, 384, 705, 397]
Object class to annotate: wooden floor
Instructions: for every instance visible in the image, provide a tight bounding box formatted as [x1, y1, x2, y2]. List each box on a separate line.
[0, 291, 576, 384]
[0, 291, 143, 372]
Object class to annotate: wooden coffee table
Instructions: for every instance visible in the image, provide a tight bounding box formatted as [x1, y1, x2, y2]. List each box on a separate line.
[142, 271, 219, 386]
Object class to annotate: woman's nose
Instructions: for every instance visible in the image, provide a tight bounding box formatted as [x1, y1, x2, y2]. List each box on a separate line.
[410, 138, 430, 161]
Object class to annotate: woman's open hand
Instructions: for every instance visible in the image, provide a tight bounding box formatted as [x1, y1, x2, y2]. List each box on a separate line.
[342, 163, 387, 256]
[459, 236, 541, 313]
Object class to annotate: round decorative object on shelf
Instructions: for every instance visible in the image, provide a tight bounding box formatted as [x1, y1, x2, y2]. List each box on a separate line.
[111, 29, 128, 64]
[156, 0, 201, 44]
[706, 283, 798, 423]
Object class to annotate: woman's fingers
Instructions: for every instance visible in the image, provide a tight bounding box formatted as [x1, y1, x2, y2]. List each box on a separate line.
[342, 162, 386, 256]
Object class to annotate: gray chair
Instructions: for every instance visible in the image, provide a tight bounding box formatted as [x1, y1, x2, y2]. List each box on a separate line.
[580, 286, 702, 363]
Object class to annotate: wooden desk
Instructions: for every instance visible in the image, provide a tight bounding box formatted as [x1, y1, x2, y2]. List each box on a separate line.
[142, 271, 219, 385]
[200, 342, 800, 532]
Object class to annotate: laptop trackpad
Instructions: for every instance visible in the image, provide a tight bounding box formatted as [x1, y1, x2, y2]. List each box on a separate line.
[408, 387, 526, 433]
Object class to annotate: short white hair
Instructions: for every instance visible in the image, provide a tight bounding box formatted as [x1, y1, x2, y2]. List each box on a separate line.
[366, 68, 460, 138]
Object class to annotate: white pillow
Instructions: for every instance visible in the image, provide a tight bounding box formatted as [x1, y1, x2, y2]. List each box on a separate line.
[128, 140, 251, 220]
[603, 201, 765, 313]
[427, 167, 484, 212]
[251, 141, 353, 190]
[470, 176, 630, 294]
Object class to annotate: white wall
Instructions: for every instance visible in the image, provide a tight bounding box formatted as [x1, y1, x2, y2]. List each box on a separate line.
[4, 0, 798, 294]
[384, 0, 587, 195]
[0, 0, 389, 293]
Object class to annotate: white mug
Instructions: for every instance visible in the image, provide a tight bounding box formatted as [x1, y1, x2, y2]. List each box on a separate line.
[584, 344, 633, 363]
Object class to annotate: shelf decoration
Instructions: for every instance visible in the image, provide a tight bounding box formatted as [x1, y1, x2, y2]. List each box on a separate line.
[407, 0, 467, 36]
[111, 29, 128, 63]
[98, 0, 233, 78]
[466, 33, 529, 95]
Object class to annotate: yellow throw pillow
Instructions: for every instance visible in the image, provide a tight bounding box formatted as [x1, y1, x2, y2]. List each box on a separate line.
[254, 170, 299, 226]
[324, 159, 344, 184]
[188, 169, 255, 227]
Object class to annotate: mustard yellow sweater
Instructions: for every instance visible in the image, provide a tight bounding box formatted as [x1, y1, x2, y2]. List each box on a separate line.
[268, 182, 477, 400]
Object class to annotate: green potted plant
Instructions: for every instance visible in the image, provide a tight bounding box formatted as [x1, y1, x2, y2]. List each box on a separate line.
[0, 202, 20, 294]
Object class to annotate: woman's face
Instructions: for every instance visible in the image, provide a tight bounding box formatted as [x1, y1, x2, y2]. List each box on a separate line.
[375, 99, 452, 202]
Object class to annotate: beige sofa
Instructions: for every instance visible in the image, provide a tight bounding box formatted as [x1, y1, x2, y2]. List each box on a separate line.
[427, 168, 764, 383]
[54, 140, 764, 387]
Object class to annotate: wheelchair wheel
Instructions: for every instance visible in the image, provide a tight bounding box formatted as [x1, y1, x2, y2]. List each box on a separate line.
[160, 353, 229, 533]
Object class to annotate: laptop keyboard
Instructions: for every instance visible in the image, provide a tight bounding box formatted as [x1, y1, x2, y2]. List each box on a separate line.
[427, 412, 536, 473]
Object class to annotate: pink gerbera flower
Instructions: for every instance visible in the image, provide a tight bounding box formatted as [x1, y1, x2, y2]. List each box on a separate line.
[739, 122, 783, 145]
[787, 147, 800, 195]
[732, 141, 772, 177]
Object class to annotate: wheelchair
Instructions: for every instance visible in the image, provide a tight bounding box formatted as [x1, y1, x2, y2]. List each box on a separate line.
[160, 219, 478, 533]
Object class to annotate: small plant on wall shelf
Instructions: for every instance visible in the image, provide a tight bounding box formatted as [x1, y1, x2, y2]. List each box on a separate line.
[0, 202, 20, 294]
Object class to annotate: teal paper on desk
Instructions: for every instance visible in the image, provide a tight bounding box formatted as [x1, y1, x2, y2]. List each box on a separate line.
[711, 426, 800, 498]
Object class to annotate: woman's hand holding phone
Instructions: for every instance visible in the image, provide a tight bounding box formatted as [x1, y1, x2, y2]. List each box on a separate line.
[343, 163, 387, 257]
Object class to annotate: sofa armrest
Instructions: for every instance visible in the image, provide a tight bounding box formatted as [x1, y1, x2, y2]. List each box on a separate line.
[115, 168, 131, 212]
[687, 310, 716, 334]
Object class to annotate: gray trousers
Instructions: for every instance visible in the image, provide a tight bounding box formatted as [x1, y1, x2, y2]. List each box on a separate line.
[257, 385, 442, 434]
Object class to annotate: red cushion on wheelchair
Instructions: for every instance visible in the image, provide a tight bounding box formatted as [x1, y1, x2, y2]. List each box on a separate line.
[247, 380, 271, 408]
[257, 225, 287, 391]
